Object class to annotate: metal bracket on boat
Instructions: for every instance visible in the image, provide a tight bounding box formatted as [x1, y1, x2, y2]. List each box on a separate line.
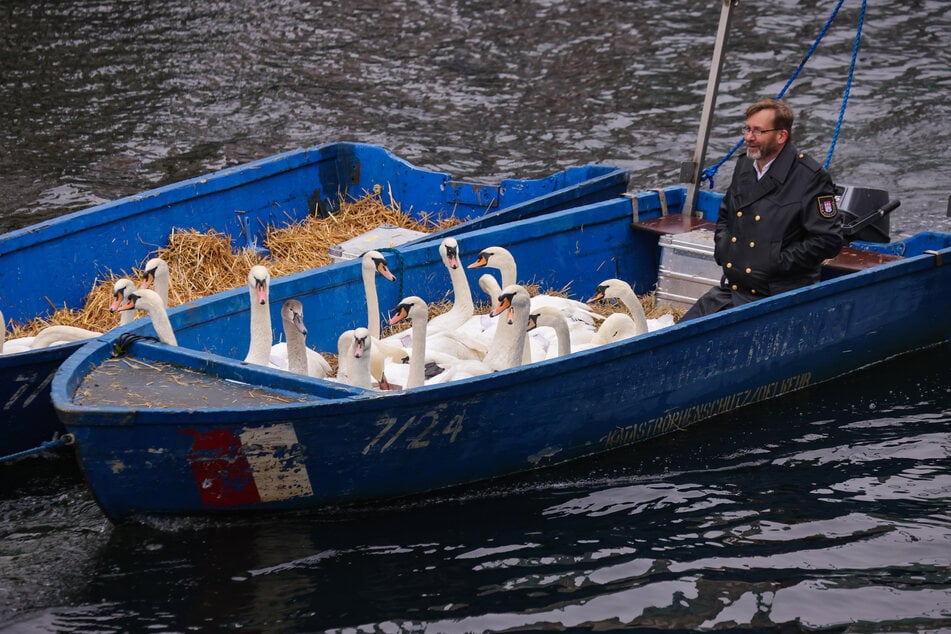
[924, 250, 943, 267]
[623, 188, 669, 223]
[655, 188, 669, 217]
[622, 192, 639, 222]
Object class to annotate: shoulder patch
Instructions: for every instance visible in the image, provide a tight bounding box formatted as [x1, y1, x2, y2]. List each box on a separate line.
[817, 195, 838, 218]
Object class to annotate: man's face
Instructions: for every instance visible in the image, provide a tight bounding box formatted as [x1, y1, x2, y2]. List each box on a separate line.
[744, 109, 786, 163]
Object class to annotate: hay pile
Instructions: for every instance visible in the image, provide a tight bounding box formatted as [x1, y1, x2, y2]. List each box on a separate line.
[7, 189, 682, 339]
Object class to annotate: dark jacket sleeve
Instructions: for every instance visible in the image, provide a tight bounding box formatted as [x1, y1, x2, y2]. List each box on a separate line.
[776, 163, 843, 274]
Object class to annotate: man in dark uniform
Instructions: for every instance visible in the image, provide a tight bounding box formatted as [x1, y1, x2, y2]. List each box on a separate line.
[680, 98, 844, 321]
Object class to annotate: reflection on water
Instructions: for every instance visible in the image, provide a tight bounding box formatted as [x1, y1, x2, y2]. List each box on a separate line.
[2, 345, 947, 632]
[1, 0, 950, 236]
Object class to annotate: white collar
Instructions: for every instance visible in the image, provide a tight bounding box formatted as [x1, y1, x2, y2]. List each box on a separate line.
[754, 157, 776, 180]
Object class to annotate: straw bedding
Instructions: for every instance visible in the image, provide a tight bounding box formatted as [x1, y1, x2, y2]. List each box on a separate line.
[6, 191, 683, 341]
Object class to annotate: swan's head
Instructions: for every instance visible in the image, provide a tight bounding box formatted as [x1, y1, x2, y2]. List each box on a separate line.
[363, 250, 396, 282]
[281, 300, 307, 335]
[439, 238, 460, 270]
[117, 288, 164, 314]
[351, 327, 371, 358]
[527, 305, 564, 331]
[468, 246, 513, 272]
[248, 265, 270, 305]
[490, 284, 531, 324]
[389, 296, 426, 326]
[140, 258, 169, 290]
[587, 278, 632, 304]
[110, 278, 138, 312]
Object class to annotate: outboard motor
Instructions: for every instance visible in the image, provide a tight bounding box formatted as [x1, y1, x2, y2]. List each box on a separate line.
[836, 185, 895, 243]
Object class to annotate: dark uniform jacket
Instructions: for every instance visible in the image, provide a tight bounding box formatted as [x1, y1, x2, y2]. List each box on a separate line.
[714, 142, 843, 298]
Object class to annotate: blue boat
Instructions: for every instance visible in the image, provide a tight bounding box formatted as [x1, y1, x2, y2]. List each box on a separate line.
[50, 186, 951, 521]
[0, 142, 628, 462]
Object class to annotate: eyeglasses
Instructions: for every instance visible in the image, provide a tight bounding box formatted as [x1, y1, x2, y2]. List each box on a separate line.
[742, 126, 781, 137]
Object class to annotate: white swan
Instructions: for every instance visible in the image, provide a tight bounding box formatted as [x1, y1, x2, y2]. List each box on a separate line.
[358, 250, 411, 379]
[0, 310, 34, 354]
[394, 285, 531, 385]
[244, 265, 273, 366]
[387, 286, 530, 386]
[241, 266, 331, 376]
[478, 273, 502, 312]
[335, 329, 355, 383]
[480, 284, 532, 373]
[111, 278, 139, 326]
[141, 257, 170, 307]
[385, 296, 479, 389]
[25, 281, 148, 350]
[586, 278, 649, 335]
[344, 327, 374, 389]
[386, 299, 430, 389]
[269, 299, 332, 378]
[527, 304, 646, 359]
[336, 327, 407, 389]
[362, 250, 396, 340]
[427, 237, 476, 335]
[115, 288, 177, 345]
[527, 305, 573, 359]
[27, 325, 102, 349]
[588, 312, 644, 345]
[23, 274, 152, 350]
[2, 278, 143, 353]
[468, 244, 603, 330]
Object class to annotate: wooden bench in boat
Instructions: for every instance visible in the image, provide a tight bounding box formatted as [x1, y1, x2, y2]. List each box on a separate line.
[822, 247, 903, 272]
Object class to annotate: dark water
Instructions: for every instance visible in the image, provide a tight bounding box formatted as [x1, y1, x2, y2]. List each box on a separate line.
[1, 0, 950, 632]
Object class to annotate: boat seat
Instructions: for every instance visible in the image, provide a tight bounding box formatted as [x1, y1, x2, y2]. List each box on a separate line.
[632, 215, 716, 235]
[823, 246, 903, 272]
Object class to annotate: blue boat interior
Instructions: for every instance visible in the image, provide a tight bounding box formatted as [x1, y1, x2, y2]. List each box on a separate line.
[0, 142, 627, 324]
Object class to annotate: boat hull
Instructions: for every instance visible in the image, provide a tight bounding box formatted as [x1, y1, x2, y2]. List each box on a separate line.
[51, 192, 951, 521]
[0, 142, 628, 459]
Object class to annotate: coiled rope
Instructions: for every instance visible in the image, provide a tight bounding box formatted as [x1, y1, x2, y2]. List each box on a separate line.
[700, 0, 866, 188]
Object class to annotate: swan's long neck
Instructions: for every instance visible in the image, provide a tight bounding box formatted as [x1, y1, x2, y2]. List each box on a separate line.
[406, 308, 429, 389]
[144, 302, 177, 346]
[284, 318, 309, 375]
[619, 287, 648, 335]
[351, 336, 373, 389]
[447, 264, 474, 317]
[497, 252, 517, 288]
[364, 266, 381, 340]
[246, 300, 272, 365]
[544, 314, 572, 357]
[156, 275, 169, 309]
[336, 329, 354, 382]
[484, 303, 527, 372]
[479, 274, 501, 311]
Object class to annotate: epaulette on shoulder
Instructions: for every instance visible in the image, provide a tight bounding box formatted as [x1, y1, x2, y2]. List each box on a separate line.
[796, 151, 822, 172]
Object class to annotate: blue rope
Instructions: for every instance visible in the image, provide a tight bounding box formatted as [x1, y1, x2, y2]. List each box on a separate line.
[0, 434, 74, 464]
[701, 0, 853, 188]
[825, 0, 866, 169]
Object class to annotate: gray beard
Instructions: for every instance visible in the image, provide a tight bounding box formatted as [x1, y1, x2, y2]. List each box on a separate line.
[746, 147, 762, 161]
